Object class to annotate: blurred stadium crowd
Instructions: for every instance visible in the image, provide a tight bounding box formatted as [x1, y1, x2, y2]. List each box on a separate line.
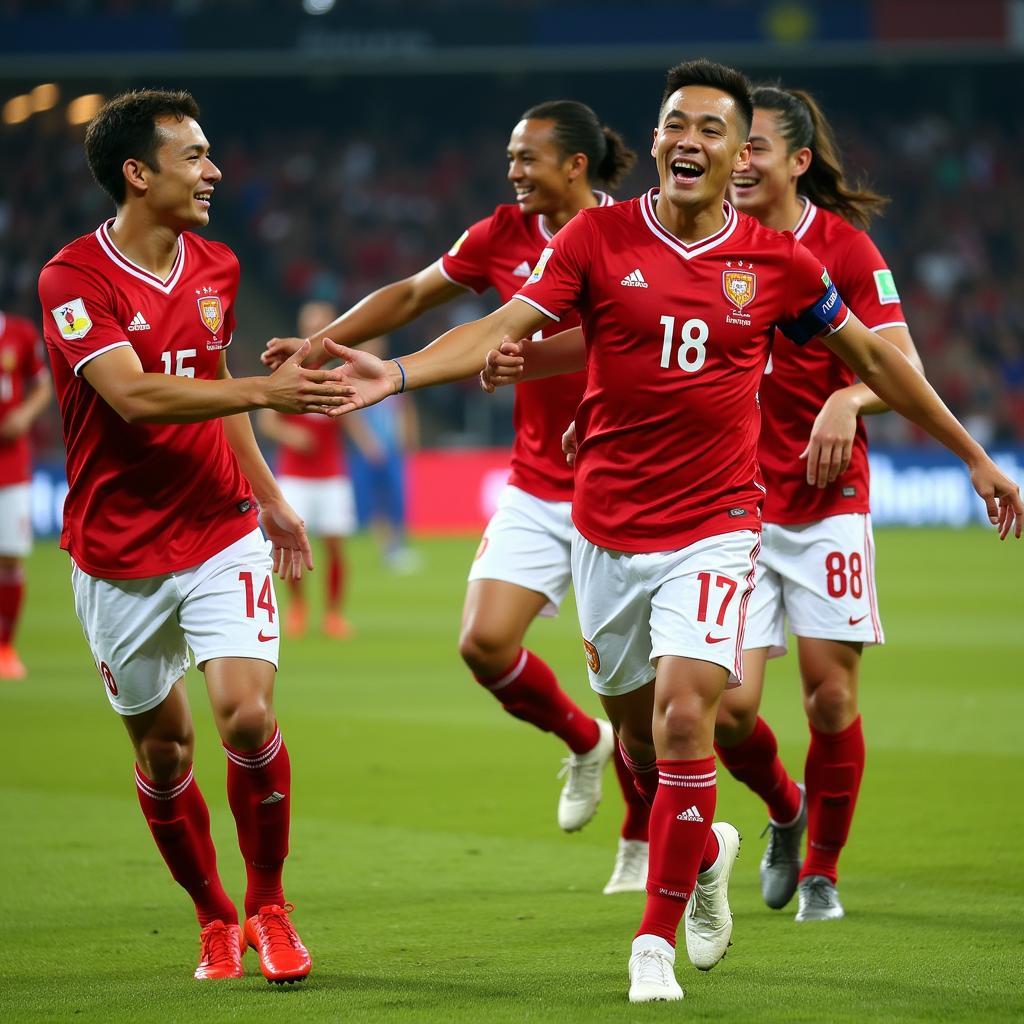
[2, 80, 1023, 453]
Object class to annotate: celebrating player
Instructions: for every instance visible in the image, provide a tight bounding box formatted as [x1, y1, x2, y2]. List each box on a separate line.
[319, 59, 1021, 1002]
[712, 85, 928, 922]
[259, 300, 358, 639]
[0, 310, 51, 679]
[262, 101, 650, 886]
[37, 90, 346, 984]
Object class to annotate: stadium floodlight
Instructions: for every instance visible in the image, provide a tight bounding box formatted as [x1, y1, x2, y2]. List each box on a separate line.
[2, 94, 32, 125]
[31, 84, 59, 113]
[302, 0, 336, 13]
[66, 94, 104, 126]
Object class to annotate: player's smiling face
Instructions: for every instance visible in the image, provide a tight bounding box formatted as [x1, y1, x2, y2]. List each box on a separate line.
[730, 108, 808, 218]
[652, 86, 751, 211]
[507, 118, 575, 217]
[143, 115, 221, 229]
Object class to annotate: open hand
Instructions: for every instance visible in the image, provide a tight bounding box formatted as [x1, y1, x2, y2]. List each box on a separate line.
[801, 392, 858, 488]
[264, 340, 354, 414]
[969, 458, 1023, 540]
[262, 335, 307, 371]
[320, 339, 399, 414]
[259, 497, 314, 580]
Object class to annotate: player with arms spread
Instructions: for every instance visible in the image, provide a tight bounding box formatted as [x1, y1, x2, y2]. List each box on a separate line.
[263, 102, 651, 888]
[714, 85, 928, 922]
[322, 59, 1021, 1003]
[0, 309, 51, 679]
[37, 90, 346, 984]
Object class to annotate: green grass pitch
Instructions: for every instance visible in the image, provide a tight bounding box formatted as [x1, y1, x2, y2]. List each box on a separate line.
[1, 529, 1021, 1023]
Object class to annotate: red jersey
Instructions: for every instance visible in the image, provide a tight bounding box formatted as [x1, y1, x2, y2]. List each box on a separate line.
[276, 413, 345, 479]
[38, 221, 258, 579]
[758, 200, 907, 524]
[515, 189, 850, 553]
[0, 312, 47, 486]
[439, 193, 613, 502]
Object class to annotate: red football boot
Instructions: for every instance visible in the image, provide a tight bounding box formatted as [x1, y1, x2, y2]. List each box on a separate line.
[194, 920, 245, 980]
[244, 903, 312, 984]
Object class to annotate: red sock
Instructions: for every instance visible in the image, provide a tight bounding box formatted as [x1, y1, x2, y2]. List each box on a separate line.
[134, 765, 237, 926]
[613, 743, 651, 841]
[475, 649, 600, 754]
[800, 716, 865, 884]
[327, 546, 345, 611]
[0, 566, 25, 645]
[618, 743, 659, 806]
[637, 757, 717, 946]
[224, 725, 291, 919]
[716, 716, 802, 824]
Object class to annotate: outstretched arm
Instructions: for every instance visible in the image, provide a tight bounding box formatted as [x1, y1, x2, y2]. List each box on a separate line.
[823, 316, 1022, 537]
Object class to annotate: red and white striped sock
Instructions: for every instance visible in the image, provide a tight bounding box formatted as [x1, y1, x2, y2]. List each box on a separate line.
[613, 743, 652, 841]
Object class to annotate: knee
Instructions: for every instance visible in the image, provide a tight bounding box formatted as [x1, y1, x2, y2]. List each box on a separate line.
[458, 622, 518, 678]
[715, 699, 757, 748]
[617, 719, 655, 766]
[220, 699, 275, 751]
[655, 698, 712, 758]
[803, 673, 858, 732]
[138, 732, 194, 782]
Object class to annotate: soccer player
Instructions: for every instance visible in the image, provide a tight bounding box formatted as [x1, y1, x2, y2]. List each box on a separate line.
[0, 309, 51, 679]
[37, 90, 346, 984]
[258, 300, 357, 639]
[262, 101, 650, 882]
[716, 85, 927, 922]
[319, 60, 1022, 1003]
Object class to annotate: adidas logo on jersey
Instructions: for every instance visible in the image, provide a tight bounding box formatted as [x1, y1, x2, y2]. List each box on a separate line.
[676, 805, 704, 823]
[127, 312, 151, 332]
[620, 269, 648, 288]
[513, 260, 532, 278]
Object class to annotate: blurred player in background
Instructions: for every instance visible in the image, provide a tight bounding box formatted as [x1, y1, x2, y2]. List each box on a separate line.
[259, 300, 357, 639]
[37, 90, 344, 985]
[322, 59, 1021, 1003]
[715, 84, 926, 923]
[0, 310, 51, 679]
[263, 101, 651, 888]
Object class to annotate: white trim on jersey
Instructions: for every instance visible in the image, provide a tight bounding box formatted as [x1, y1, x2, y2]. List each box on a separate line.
[830, 309, 853, 335]
[869, 320, 909, 332]
[640, 189, 738, 261]
[73, 340, 131, 377]
[512, 293, 560, 323]
[793, 197, 818, 239]
[536, 190, 613, 241]
[96, 220, 187, 294]
[434, 256, 475, 292]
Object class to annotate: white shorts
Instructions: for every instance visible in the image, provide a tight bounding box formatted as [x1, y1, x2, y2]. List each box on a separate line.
[467, 485, 574, 617]
[0, 484, 31, 557]
[744, 513, 883, 657]
[278, 475, 355, 538]
[71, 528, 280, 717]
[572, 529, 761, 697]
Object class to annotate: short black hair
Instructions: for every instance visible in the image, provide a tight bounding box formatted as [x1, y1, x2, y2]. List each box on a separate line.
[660, 59, 753, 139]
[84, 89, 200, 205]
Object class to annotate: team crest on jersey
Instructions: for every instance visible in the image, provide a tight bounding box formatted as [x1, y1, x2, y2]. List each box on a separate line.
[723, 270, 756, 309]
[198, 295, 223, 335]
[582, 637, 600, 674]
[50, 297, 92, 340]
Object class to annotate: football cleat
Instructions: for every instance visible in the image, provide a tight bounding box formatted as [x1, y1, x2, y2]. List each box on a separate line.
[603, 838, 649, 895]
[244, 903, 312, 984]
[557, 718, 615, 832]
[795, 875, 845, 922]
[322, 611, 354, 639]
[194, 920, 245, 980]
[0, 644, 27, 680]
[628, 943, 684, 1003]
[285, 603, 307, 639]
[684, 821, 741, 971]
[760, 783, 807, 909]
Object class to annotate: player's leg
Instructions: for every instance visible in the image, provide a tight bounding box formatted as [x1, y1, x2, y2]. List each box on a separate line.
[321, 475, 356, 637]
[181, 529, 309, 982]
[794, 636, 863, 921]
[277, 477, 310, 638]
[0, 483, 32, 678]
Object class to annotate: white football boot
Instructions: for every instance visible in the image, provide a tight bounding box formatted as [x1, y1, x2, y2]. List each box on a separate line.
[684, 821, 741, 971]
[603, 838, 649, 894]
[556, 719, 615, 832]
[628, 936, 684, 1003]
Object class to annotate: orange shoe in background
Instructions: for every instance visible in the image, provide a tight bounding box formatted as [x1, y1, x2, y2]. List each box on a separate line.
[322, 611, 354, 639]
[0, 645, 27, 680]
[285, 602, 308, 639]
[194, 920, 245, 980]
[244, 903, 312, 984]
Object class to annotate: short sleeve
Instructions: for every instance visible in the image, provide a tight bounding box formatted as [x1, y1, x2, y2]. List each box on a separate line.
[512, 212, 593, 323]
[832, 231, 907, 332]
[38, 262, 130, 376]
[776, 238, 851, 346]
[439, 215, 495, 295]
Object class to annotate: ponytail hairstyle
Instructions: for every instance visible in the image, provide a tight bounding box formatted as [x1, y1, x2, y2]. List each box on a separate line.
[520, 99, 637, 190]
[751, 84, 888, 230]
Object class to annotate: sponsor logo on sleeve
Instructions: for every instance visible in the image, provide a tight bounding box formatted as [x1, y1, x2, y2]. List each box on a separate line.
[526, 247, 554, 285]
[821, 268, 832, 288]
[447, 229, 469, 257]
[873, 268, 900, 304]
[51, 298, 92, 340]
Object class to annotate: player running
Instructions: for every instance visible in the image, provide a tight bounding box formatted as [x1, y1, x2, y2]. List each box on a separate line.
[317, 59, 1021, 1003]
[262, 101, 651, 887]
[0, 309, 51, 679]
[713, 84, 927, 923]
[37, 90, 346, 984]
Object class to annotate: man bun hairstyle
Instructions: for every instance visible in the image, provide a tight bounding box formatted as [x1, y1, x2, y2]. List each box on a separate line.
[661, 58, 754, 138]
[85, 88, 200, 205]
[521, 99, 637, 190]
[751, 84, 888, 229]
